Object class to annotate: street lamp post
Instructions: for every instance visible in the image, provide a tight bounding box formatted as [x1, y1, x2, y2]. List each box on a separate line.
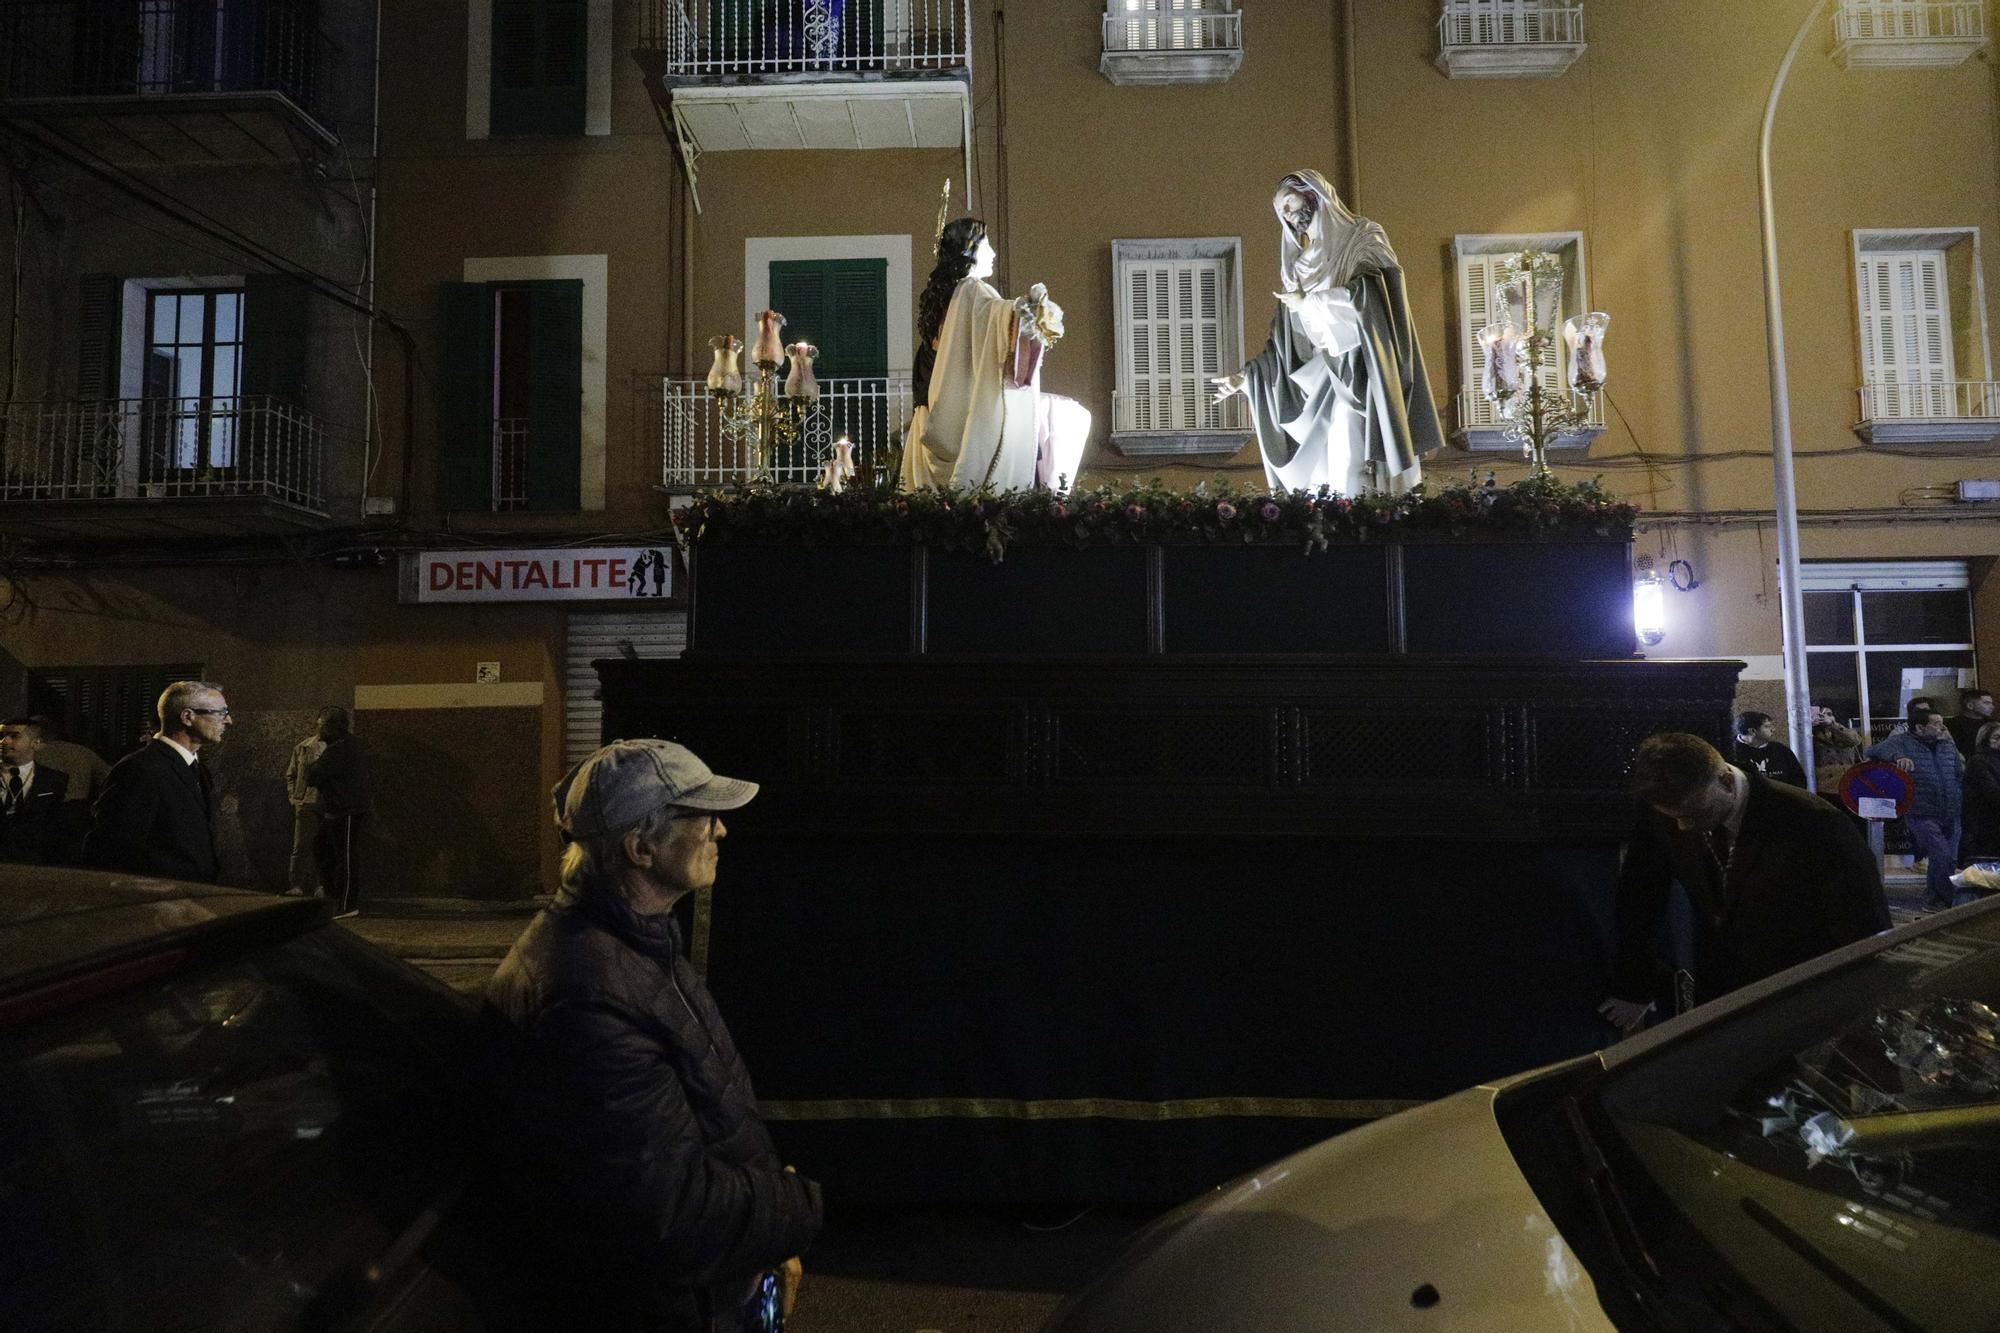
[1759, 0, 1832, 772]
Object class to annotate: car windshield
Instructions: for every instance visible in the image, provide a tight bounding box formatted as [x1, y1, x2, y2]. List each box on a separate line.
[0, 921, 479, 1331]
[1596, 904, 2000, 1332]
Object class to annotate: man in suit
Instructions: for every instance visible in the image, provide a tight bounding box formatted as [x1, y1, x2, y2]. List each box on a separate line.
[0, 717, 75, 865]
[84, 680, 229, 882]
[1600, 732, 1890, 1035]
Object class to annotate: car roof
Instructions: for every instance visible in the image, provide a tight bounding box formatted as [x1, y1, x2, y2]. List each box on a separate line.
[0, 863, 316, 1002]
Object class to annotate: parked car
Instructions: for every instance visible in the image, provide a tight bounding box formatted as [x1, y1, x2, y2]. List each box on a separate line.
[0, 866, 517, 1331]
[1048, 896, 2000, 1332]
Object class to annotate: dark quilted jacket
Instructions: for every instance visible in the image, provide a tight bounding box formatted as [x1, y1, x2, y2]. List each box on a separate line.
[483, 880, 821, 1331]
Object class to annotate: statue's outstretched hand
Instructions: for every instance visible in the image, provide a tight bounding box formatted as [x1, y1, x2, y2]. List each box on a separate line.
[1210, 373, 1247, 404]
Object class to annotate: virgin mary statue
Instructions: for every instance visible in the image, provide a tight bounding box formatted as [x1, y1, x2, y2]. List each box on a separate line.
[1214, 169, 1442, 496]
[900, 217, 1090, 491]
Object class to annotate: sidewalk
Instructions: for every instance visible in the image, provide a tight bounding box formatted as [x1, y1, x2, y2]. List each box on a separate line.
[339, 903, 534, 994]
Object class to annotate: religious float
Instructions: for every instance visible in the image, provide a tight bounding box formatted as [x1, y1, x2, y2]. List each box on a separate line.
[593, 176, 1739, 1203]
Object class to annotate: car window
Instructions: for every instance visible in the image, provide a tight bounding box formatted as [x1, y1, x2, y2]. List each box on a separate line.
[1598, 908, 2000, 1332]
[0, 924, 477, 1331]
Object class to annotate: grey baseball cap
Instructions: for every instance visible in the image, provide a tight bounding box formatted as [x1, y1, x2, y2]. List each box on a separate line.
[553, 739, 757, 839]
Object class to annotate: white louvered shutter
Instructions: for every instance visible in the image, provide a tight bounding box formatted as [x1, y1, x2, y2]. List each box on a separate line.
[1119, 0, 1203, 52]
[564, 609, 687, 765]
[1859, 251, 1953, 419]
[1123, 256, 1230, 432]
[1458, 253, 1499, 428]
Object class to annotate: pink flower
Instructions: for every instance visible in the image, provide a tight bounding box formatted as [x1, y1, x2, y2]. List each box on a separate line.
[1048, 502, 1068, 519]
[1125, 503, 1146, 522]
[1215, 501, 1237, 521]
[1258, 501, 1281, 522]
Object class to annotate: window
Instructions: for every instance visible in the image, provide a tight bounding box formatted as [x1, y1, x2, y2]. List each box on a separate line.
[1853, 230, 1996, 437]
[439, 278, 583, 512]
[1450, 232, 1602, 451]
[0, 928, 477, 1330]
[1100, 0, 1242, 84]
[1110, 238, 1245, 455]
[490, 0, 585, 134]
[27, 663, 204, 760]
[145, 287, 243, 470]
[1799, 561, 1976, 742]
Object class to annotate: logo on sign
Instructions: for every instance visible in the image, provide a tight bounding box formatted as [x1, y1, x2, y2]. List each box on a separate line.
[626, 549, 671, 598]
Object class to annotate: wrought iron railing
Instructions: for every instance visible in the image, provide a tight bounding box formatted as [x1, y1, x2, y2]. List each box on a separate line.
[1111, 389, 1249, 435]
[0, 396, 325, 510]
[0, 0, 329, 116]
[492, 416, 531, 512]
[1836, 0, 1985, 41]
[1858, 379, 2000, 421]
[1437, 0, 1585, 48]
[1454, 389, 1605, 435]
[1101, 3, 1242, 54]
[658, 374, 913, 488]
[640, 0, 971, 78]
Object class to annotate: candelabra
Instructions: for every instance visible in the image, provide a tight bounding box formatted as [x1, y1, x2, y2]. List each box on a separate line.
[706, 335, 808, 481]
[1477, 251, 1610, 475]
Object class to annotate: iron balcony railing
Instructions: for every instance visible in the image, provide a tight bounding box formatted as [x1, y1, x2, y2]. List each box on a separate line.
[1858, 379, 2000, 421]
[659, 374, 913, 489]
[0, 0, 329, 117]
[1836, 0, 1985, 42]
[1454, 389, 1606, 435]
[0, 396, 325, 510]
[492, 416, 531, 512]
[640, 0, 971, 79]
[1101, 3, 1241, 55]
[1437, 0, 1585, 48]
[1111, 389, 1249, 435]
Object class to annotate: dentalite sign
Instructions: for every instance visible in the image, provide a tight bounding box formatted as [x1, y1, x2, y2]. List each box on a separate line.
[402, 547, 674, 603]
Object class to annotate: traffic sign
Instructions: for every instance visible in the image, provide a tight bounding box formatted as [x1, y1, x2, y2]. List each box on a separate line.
[1839, 762, 1914, 820]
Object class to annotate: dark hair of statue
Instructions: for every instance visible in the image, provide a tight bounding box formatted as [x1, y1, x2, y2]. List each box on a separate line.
[913, 217, 987, 406]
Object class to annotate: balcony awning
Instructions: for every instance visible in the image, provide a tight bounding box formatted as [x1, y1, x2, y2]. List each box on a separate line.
[666, 79, 969, 212]
[2, 91, 339, 166]
[1, 495, 334, 542]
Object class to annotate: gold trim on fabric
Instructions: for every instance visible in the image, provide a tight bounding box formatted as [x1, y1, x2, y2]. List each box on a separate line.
[758, 1096, 1421, 1123]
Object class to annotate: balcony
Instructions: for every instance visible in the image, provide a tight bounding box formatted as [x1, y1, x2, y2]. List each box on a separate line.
[635, 1, 971, 210]
[1854, 379, 2000, 447]
[1452, 390, 1605, 453]
[1110, 390, 1250, 457]
[1435, 0, 1586, 79]
[657, 373, 914, 490]
[0, 0, 338, 164]
[1100, 2, 1242, 87]
[0, 396, 328, 539]
[1833, 1, 1987, 69]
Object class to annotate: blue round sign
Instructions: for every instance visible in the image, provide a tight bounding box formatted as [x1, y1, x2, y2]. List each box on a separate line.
[1839, 761, 1914, 819]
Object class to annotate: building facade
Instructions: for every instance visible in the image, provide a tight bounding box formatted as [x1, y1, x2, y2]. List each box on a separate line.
[4, 0, 1999, 899]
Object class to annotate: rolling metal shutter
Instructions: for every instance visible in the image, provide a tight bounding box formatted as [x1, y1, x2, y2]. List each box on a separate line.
[563, 609, 686, 764]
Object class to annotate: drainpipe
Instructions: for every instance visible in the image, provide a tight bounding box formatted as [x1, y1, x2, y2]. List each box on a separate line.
[362, 0, 382, 515]
[1339, 0, 1360, 210]
[1758, 0, 1831, 770]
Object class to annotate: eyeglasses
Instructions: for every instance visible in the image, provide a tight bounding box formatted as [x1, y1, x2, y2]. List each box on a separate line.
[187, 708, 232, 718]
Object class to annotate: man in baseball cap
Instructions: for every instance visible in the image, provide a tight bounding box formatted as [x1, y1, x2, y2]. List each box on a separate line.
[485, 739, 817, 1330]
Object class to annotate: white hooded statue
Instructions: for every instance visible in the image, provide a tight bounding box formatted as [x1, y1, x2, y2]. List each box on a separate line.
[1214, 169, 1443, 496]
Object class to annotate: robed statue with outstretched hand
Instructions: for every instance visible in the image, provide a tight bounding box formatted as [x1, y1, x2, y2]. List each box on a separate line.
[1214, 169, 1442, 496]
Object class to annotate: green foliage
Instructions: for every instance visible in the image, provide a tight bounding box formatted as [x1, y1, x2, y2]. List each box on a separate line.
[671, 473, 1639, 562]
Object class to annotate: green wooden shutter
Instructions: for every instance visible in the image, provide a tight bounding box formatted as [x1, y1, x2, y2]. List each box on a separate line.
[77, 274, 123, 400]
[525, 278, 583, 512]
[767, 258, 888, 377]
[439, 281, 494, 511]
[241, 273, 310, 403]
[491, 0, 586, 136]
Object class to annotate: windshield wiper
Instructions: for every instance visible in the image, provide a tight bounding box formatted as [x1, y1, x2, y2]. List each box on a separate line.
[1740, 1199, 1923, 1333]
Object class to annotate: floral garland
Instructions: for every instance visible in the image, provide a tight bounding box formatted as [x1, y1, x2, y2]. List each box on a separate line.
[671, 473, 1638, 562]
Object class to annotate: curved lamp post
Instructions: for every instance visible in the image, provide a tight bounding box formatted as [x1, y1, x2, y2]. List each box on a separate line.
[1760, 0, 1833, 771]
